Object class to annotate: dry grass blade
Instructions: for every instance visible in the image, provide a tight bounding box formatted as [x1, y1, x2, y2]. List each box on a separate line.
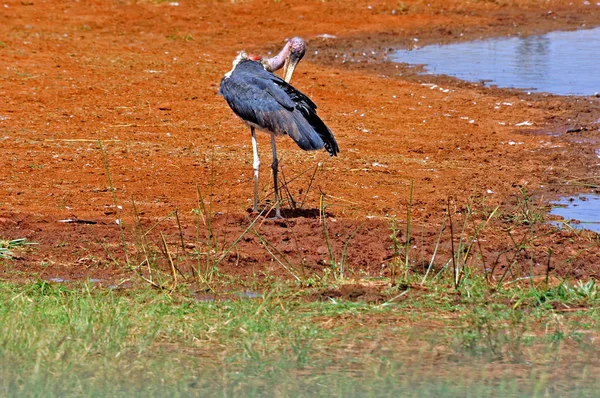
[0, 238, 36, 259]
[421, 214, 447, 285]
[299, 163, 320, 209]
[213, 209, 266, 269]
[249, 226, 301, 281]
[144, 210, 178, 237]
[279, 165, 297, 210]
[160, 232, 179, 293]
[98, 140, 129, 264]
[175, 209, 195, 279]
[131, 199, 154, 282]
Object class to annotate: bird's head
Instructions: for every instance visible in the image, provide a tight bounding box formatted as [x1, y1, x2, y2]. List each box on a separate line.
[283, 37, 306, 82]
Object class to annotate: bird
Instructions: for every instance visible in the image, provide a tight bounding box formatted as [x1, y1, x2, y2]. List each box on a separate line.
[219, 38, 339, 219]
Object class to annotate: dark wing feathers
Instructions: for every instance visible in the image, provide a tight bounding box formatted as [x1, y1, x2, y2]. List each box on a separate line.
[220, 60, 339, 156]
[271, 78, 317, 111]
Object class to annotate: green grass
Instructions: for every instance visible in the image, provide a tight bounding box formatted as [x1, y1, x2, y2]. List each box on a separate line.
[1, 279, 600, 397]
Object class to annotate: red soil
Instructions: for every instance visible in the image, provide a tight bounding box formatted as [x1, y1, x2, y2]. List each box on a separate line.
[1, 0, 599, 287]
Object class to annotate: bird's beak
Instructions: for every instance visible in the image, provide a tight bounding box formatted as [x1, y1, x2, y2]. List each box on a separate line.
[282, 55, 300, 83]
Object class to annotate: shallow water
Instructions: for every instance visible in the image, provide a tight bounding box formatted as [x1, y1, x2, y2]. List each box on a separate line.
[550, 194, 600, 233]
[390, 27, 600, 95]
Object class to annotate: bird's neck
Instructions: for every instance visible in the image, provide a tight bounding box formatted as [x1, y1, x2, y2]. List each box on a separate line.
[263, 41, 291, 72]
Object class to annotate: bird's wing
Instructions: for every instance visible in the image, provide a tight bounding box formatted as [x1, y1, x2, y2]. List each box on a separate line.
[266, 69, 340, 157]
[220, 67, 294, 130]
[220, 60, 338, 154]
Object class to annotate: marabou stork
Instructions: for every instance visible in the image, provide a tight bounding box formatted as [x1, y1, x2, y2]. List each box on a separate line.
[219, 37, 339, 218]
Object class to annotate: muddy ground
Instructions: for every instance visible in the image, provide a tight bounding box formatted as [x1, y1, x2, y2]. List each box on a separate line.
[1, 0, 600, 287]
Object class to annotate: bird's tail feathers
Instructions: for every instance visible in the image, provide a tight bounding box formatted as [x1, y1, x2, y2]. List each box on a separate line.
[295, 107, 339, 157]
[287, 114, 325, 151]
[308, 114, 339, 157]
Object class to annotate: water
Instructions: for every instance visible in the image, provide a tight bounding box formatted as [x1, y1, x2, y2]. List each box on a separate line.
[549, 194, 600, 233]
[47, 277, 105, 284]
[192, 290, 262, 302]
[390, 27, 600, 95]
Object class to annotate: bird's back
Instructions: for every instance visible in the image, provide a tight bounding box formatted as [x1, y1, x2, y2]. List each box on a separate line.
[220, 60, 339, 156]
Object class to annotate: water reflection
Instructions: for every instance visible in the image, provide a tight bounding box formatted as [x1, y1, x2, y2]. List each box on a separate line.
[514, 35, 550, 86]
[390, 27, 600, 95]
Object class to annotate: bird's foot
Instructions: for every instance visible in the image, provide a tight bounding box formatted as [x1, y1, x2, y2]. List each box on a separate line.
[268, 207, 284, 220]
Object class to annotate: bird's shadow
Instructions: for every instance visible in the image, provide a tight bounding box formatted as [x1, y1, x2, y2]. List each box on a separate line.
[247, 208, 324, 219]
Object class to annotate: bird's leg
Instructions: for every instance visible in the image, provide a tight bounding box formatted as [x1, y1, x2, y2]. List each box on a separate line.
[251, 126, 260, 213]
[270, 134, 283, 219]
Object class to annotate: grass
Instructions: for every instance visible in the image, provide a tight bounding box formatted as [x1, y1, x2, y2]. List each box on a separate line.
[0, 238, 35, 259]
[1, 279, 600, 396]
[4, 147, 598, 395]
